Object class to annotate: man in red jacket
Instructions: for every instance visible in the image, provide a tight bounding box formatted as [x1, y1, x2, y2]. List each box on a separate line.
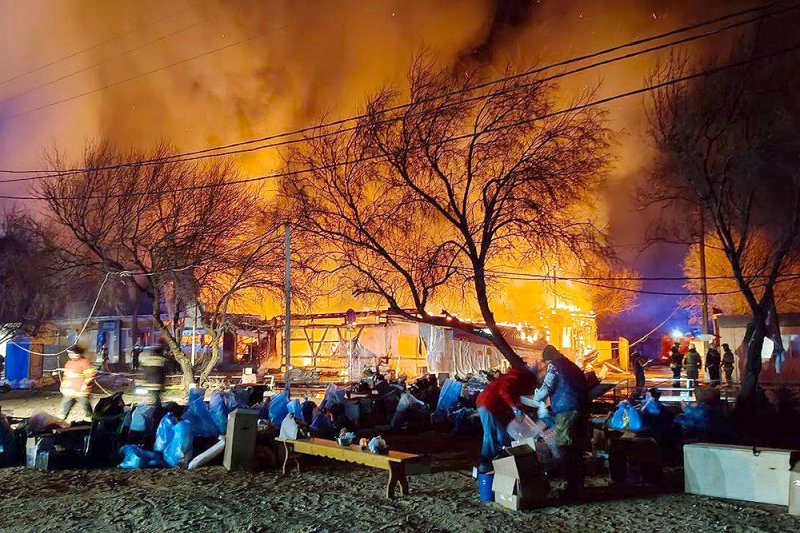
[476, 365, 537, 471]
[59, 346, 96, 420]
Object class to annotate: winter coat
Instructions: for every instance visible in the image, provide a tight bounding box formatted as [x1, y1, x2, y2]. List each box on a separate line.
[721, 349, 735, 369]
[476, 368, 537, 424]
[61, 357, 96, 398]
[533, 355, 588, 415]
[670, 347, 683, 369]
[705, 348, 721, 370]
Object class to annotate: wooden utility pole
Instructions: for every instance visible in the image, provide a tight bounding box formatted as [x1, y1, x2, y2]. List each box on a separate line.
[698, 203, 709, 335]
[284, 223, 291, 393]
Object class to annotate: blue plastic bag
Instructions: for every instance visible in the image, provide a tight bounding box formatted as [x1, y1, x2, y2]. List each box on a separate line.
[625, 403, 643, 432]
[163, 420, 193, 468]
[436, 378, 462, 413]
[255, 399, 270, 421]
[118, 445, 166, 469]
[320, 384, 344, 409]
[130, 403, 157, 433]
[154, 413, 177, 453]
[310, 412, 334, 439]
[287, 399, 305, 424]
[268, 390, 290, 426]
[209, 391, 234, 434]
[608, 401, 628, 430]
[182, 388, 220, 437]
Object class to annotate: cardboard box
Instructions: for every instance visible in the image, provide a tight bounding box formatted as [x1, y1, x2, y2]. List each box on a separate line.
[789, 459, 800, 516]
[492, 476, 550, 510]
[492, 444, 539, 478]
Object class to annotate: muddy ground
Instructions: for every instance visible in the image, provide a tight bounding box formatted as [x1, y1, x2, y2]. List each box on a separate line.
[2, 391, 800, 532]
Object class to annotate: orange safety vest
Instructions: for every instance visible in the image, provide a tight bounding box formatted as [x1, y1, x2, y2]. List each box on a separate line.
[61, 357, 96, 397]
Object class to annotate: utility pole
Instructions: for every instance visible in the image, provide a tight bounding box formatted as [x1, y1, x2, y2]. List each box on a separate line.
[284, 223, 291, 393]
[698, 203, 709, 335]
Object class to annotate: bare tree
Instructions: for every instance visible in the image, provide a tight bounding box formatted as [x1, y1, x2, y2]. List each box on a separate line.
[681, 233, 800, 315]
[283, 57, 610, 368]
[194, 222, 288, 385]
[645, 38, 800, 404]
[0, 211, 66, 344]
[40, 143, 280, 388]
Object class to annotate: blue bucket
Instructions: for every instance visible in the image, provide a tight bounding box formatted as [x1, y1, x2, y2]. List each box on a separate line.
[478, 473, 494, 502]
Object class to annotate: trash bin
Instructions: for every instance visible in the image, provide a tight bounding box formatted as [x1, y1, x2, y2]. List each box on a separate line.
[790, 457, 800, 516]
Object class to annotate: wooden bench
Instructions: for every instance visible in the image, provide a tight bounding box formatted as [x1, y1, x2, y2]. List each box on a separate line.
[279, 437, 430, 498]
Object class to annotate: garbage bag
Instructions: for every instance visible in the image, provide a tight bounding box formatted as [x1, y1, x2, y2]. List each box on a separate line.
[182, 388, 220, 437]
[255, 399, 270, 421]
[608, 401, 629, 430]
[118, 445, 166, 469]
[131, 403, 157, 433]
[163, 420, 193, 468]
[209, 390, 235, 434]
[625, 403, 643, 432]
[310, 412, 334, 439]
[301, 400, 316, 426]
[154, 413, 177, 453]
[287, 399, 305, 424]
[268, 390, 290, 426]
[320, 384, 344, 409]
[27, 410, 69, 433]
[93, 392, 125, 418]
[279, 413, 300, 440]
[506, 412, 543, 441]
[435, 378, 462, 413]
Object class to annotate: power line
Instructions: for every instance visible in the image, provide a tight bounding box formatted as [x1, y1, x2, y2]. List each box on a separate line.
[0, 4, 196, 87]
[2, 40, 797, 201]
[2, 11, 220, 104]
[0, 0, 794, 177]
[0, 22, 291, 121]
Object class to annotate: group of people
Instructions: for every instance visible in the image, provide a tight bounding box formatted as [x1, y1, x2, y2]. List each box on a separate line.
[669, 342, 735, 388]
[476, 344, 588, 499]
[58, 343, 168, 421]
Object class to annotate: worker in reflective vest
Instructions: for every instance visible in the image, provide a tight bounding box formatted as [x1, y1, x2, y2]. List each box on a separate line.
[59, 346, 96, 420]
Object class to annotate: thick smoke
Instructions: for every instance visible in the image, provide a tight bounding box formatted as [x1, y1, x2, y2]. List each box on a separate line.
[0, 0, 760, 327]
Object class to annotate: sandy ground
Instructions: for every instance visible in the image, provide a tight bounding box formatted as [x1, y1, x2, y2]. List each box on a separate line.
[2, 462, 798, 533]
[3, 389, 800, 532]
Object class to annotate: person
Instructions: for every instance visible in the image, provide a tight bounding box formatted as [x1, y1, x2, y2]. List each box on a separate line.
[532, 345, 589, 499]
[475, 365, 538, 472]
[131, 339, 143, 372]
[683, 344, 702, 388]
[705, 343, 722, 387]
[140, 342, 168, 407]
[59, 346, 96, 420]
[670, 342, 683, 388]
[721, 343, 735, 386]
[99, 344, 110, 372]
[631, 350, 648, 390]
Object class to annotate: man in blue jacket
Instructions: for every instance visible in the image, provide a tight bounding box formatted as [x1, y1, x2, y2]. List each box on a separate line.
[532, 345, 589, 499]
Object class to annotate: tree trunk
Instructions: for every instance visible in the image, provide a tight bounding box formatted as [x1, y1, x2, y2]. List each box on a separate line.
[151, 297, 195, 390]
[198, 326, 223, 386]
[740, 310, 767, 408]
[473, 270, 526, 369]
